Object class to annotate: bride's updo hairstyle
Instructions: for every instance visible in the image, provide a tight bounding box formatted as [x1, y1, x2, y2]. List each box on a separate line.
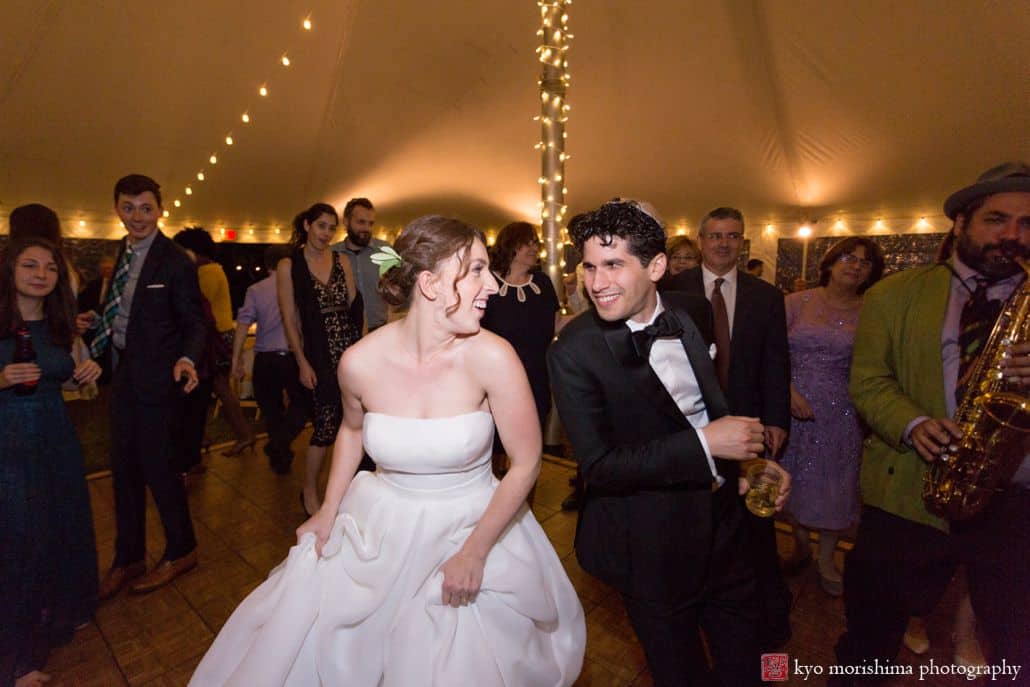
[378, 215, 486, 315]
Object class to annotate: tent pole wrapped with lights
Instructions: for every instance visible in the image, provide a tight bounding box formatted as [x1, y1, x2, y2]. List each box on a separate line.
[535, 0, 572, 297]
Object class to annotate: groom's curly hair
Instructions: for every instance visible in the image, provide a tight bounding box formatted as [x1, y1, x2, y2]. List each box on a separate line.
[566, 199, 666, 267]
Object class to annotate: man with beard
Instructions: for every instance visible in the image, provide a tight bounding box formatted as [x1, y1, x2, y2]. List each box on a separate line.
[832, 162, 1030, 684]
[331, 197, 390, 331]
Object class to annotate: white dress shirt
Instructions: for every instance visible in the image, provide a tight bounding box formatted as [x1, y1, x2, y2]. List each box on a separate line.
[626, 294, 722, 483]
[701, 265, 738, 335]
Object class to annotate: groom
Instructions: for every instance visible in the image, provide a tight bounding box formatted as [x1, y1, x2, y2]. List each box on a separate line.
[548, 199, 789, 687]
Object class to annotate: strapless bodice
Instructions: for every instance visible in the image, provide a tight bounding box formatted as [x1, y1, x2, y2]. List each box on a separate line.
[363, 411, 494, 491]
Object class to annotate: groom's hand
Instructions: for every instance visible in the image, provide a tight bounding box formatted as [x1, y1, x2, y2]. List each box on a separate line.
[701, 416, 765, 460]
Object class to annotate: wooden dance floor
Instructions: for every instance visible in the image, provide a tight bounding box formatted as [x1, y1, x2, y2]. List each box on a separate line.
[46, 431, 974, 686]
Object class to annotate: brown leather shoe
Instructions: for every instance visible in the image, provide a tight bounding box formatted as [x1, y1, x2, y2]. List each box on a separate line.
[129, 551, 198, 594]
[97, 561, 148, 601]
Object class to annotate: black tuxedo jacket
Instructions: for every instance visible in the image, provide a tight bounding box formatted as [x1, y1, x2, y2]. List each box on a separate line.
[103, 232, 207, 403]
[662, 267, 790, 431]
[547, 291, 735, 601]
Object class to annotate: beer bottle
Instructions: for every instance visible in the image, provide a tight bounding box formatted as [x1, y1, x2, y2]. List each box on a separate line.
[13, 326, 38, 396]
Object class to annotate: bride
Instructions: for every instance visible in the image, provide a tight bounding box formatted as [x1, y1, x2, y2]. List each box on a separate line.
[190, 215, 585, 686]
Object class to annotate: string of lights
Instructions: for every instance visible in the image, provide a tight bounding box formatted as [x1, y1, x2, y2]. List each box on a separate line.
[535, 0, 572, 292]
[158, 14, 316, 240]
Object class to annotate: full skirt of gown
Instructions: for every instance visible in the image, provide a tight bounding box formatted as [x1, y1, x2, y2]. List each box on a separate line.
[190, 411, 585, 686]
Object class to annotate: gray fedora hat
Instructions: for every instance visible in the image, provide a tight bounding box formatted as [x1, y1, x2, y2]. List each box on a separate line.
[944, 161, 1030, 219]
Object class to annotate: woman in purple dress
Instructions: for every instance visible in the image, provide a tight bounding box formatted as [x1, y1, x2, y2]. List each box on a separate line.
[780, 237, 884, 596]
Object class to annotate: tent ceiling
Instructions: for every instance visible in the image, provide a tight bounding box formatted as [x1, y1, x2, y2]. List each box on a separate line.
[2, 0, 1027, 241]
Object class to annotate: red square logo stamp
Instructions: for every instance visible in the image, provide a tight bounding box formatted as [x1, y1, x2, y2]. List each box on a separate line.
[761, 653, 789, 682]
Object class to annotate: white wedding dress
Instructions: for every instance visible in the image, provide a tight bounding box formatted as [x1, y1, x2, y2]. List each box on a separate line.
[189, 411, 585, 686]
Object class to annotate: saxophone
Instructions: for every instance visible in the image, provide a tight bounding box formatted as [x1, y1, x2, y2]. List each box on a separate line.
[923, 257, 1030, 520]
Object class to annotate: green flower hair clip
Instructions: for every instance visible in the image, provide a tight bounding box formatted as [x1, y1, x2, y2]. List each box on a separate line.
[370, 245, 403, 277]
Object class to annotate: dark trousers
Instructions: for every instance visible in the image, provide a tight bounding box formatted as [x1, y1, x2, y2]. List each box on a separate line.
[837, 496, 1030, 684]
[622, 484, 760, 687]
[746, 510, 793, 647]
[110, 370, 196, 564]
[252, 351, 310, 468]
[173, 377, 213, 474]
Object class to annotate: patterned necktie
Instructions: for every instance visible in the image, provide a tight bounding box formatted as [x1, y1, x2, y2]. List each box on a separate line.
[711, 277, 731, 391]
[89, 244, 135, 357]
[955, 276, 1002, 403]
[631, 310, 683, 360]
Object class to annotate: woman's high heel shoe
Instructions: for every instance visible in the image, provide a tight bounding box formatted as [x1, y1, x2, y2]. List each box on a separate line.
[223, 437, 255, 457]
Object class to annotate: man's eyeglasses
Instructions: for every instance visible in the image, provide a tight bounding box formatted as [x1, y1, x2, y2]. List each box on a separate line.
[838, 253, 873, 268]
[703, 232, 742, 241]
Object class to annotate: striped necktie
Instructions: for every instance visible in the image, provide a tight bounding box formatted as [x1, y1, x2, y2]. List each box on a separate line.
[955, 276, 1002, 403]
[89, 244, 135, 357]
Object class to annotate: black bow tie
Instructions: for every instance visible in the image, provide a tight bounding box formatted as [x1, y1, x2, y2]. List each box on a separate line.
[630, 310, 683, 360]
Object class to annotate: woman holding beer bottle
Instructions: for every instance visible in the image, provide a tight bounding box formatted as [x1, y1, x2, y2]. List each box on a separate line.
[0, 235, 102, 687]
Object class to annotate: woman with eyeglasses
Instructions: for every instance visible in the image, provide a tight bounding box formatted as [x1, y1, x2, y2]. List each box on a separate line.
[665, 235, 700, 276]
[779, 236, 884, 596]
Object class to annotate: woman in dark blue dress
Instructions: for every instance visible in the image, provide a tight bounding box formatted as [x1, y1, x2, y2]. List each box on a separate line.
[0, 236, 102, 687]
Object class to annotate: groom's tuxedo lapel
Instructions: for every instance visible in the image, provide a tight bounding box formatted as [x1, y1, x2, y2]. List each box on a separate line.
[599, 317, 689, 430]
[669, 304, 727, 420]
[599, 310, 700, 432]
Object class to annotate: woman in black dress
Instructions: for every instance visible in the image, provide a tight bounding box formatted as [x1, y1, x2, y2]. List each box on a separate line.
[0, 236, 102, 687]
[278, 203, 361, 516]
[481, 222, 564, 463]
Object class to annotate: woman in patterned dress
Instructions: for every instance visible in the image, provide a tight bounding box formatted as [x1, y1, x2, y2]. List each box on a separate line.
[779, 237, 884, 596]
[278, 203, 361, 516]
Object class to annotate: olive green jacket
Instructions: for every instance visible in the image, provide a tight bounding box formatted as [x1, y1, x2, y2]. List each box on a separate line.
[849, 264, 951, 532]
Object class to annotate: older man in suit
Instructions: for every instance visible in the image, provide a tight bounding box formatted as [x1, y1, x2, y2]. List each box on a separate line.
[90, 174, 207, 599]
[548, 199, 790, 687]
[662, 207, 793, 646]
[832, 163, 1030, 684]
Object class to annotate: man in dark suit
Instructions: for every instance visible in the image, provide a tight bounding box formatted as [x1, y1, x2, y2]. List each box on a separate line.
[91, 174, 207, 599]
[548, 199, 790, 687]
[77, 256, 115, 315]
[663, 206, 793, 647]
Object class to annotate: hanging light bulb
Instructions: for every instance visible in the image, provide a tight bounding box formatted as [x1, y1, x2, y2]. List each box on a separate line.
[225, 135, 234, 145]
[185, 186, 193, 196]
[163, 210, 170, 218]
[209, 154, 218, 164]
[281, 54, 291, 67]
[197, 172, 205, 181]
[303, 17, 313, 30]
[241, 112, 250, 124]
[174, 199, 182, 208]
[259, 85, 268, 97]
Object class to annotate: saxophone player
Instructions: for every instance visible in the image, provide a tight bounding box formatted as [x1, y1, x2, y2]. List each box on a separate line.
[831, 162, 1030, 685]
